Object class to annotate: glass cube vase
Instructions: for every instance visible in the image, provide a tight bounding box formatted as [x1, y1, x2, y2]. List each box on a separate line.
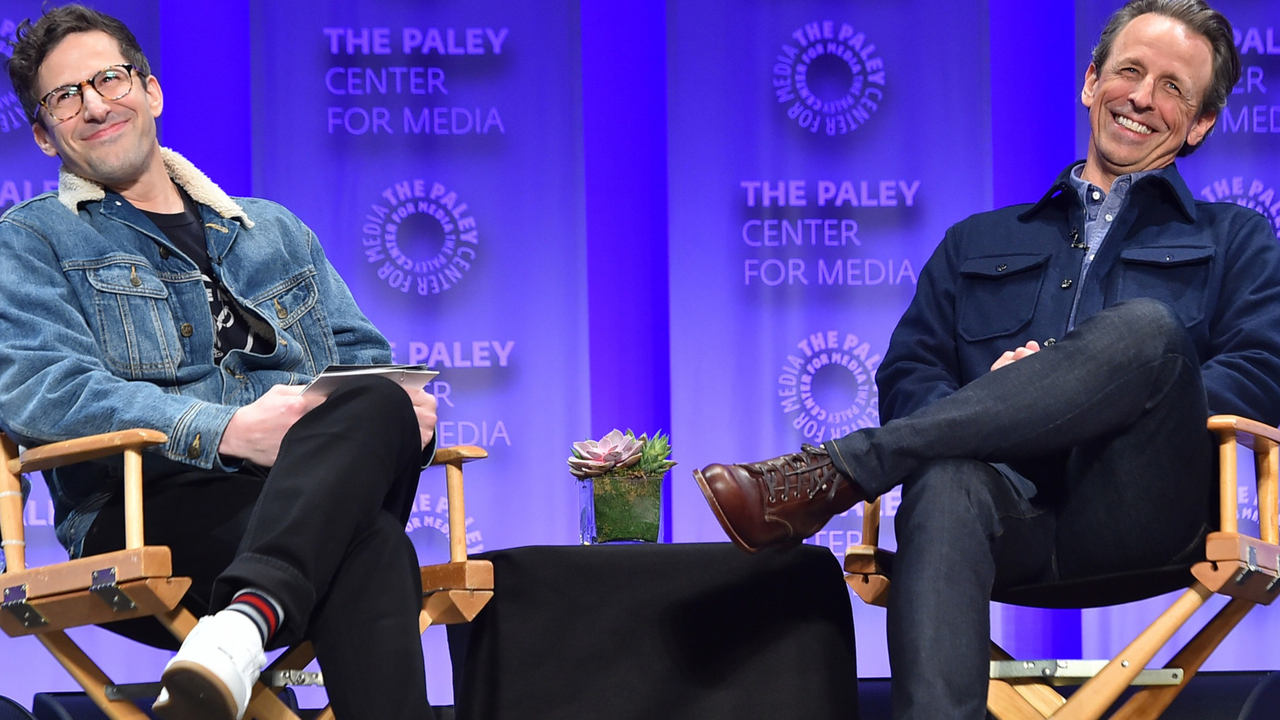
[579, 474, 664, 544]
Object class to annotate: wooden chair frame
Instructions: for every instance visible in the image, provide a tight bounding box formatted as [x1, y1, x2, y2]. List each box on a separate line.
[844, 414, 1280, 720]
[0, 431, 491, 719]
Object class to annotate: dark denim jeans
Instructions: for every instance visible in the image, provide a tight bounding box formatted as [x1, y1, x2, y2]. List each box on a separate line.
[826, 299, 1215, 719]
[83, 376, 433, 720]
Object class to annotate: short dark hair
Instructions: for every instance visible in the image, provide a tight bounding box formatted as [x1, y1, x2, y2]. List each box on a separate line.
[6, 3, 152, 123]
[1091, 0, 1240, 155]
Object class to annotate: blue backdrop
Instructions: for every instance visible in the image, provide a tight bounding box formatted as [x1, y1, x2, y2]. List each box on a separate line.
[1, 0, 1278, 708]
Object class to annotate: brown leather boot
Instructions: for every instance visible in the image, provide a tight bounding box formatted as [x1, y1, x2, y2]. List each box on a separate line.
[693, 444, 863, 553]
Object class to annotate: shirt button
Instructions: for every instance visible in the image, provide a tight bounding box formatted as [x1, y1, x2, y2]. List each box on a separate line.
[1104, 213, 1114, 222]
[1044, 338, 1057, 346]
[180, 323, 194, 337]
[1091, 191, 1101, 200]
[1060, 279, 1073, 289]
[996, 263, 1008, 272]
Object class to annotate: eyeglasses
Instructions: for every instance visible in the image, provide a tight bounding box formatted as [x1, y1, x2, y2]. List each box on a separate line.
[37, 64, 137, 122]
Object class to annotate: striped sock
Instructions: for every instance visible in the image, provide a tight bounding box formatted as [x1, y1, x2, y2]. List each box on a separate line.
[226, 588, 284, 645]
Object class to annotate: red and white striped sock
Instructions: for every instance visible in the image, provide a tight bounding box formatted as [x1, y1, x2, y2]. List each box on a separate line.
[226, 588, 284, 645]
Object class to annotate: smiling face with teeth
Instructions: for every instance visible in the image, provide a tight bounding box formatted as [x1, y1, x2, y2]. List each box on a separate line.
[1080, 12, 1217, 192]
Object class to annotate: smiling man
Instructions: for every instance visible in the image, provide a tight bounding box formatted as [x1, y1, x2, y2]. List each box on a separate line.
[695, 1, 1280, 718]
[2, 5, 439, 720]
[1082, 12, 1218, 188]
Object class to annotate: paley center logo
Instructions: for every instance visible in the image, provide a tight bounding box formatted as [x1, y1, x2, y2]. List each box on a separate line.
[773, 20, 886, 137]
[1199, 175, 1280, 240]
[778, 329, 880, 444]
[406, 488, 485, 557]
[0, 18, 25, 135]
[362, 179, 479, 295]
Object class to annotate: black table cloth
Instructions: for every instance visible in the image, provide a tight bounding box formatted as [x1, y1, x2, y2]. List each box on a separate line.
[448, 542, 860, 720]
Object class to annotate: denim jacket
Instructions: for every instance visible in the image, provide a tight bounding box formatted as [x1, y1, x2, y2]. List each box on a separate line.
[0, 148, 390, 554]
[878, 162, 1280, 427]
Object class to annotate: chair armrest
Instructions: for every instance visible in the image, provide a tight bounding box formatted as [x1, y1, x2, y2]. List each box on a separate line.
[1207, 415, 1279, 543]
[844, 495, 893, 606]
[1207, 415, 1280, 447]
[13, 429, 168, 474]
[427, 445, 488, 563]
[1197, 417, 1280, 602]
[1, 430, 167, 571]
[860, 495, 883, 548]
[431, 445, 488, 466]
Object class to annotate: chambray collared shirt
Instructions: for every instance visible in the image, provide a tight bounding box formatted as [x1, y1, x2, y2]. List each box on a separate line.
[1064, 165, 1160, 330]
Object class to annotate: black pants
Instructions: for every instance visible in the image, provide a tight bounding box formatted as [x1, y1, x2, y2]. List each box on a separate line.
[82, 376, 434, 720]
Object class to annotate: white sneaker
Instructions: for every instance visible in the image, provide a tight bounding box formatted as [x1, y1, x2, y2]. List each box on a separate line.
[153, 611, 267, 720]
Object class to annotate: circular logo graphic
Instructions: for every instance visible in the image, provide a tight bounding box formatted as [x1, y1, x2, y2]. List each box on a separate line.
[1, 19, 26, 134]
[362, 179, 479, 296]
[778, 330, 880, 444]
[406, 492, 485, 558]
[1203, 176, 1280, 240]
[773, 20, 886, 137]
[0, 19, 16, 59]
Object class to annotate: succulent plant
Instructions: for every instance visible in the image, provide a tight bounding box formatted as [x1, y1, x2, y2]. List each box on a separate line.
[568, 429, 676, 479]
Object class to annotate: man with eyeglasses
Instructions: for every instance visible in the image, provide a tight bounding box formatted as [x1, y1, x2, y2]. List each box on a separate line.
[2, 5, 438, 720]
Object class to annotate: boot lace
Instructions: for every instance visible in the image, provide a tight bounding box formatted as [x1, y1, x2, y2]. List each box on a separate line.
[755, 444, 834, 505]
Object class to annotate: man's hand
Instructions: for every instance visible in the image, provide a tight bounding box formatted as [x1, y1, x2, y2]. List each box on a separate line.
[990, 340, 1041, 372]
[219, 384, 324, 466]
[405, 385, 438, 449]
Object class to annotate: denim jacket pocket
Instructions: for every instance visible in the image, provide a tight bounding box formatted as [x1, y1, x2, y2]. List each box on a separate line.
[957, 253, 1048, 342]
[69, 255, 183, 379]
[1116, 245, 1213, 328]
[251, 269, 335, 372]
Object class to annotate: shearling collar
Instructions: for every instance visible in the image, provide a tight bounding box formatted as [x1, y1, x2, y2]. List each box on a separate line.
[56, 147, 254, 229]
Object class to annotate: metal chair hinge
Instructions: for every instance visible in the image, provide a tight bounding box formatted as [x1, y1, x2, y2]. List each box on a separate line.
[2, 584, 48, 629]
[90, 567, 136, 613]
[1233, 546, 1261, 586]
[990, 659, 1183, 687]
[262, 669, 325, 687]
[104, 682, 163, 701]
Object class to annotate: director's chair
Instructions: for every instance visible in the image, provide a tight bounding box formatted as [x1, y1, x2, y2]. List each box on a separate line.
[0, 430, 491, 719]
[844, 414, 1280, 719]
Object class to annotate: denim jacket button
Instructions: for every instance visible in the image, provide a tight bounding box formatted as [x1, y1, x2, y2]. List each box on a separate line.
[180, 323, 194, 337]
[158, 246, 170, 260]
[186, 434, 201, 459]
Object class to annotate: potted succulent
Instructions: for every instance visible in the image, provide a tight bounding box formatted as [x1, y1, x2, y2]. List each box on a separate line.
[568, 429, 676, 543]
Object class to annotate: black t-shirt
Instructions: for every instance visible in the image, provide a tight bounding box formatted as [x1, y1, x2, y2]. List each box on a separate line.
[141, 194, 274, 363]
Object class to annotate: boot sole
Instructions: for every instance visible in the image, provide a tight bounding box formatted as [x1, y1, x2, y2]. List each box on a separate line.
[154, 661, 241, 720]
[692, 468, 762, 554]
